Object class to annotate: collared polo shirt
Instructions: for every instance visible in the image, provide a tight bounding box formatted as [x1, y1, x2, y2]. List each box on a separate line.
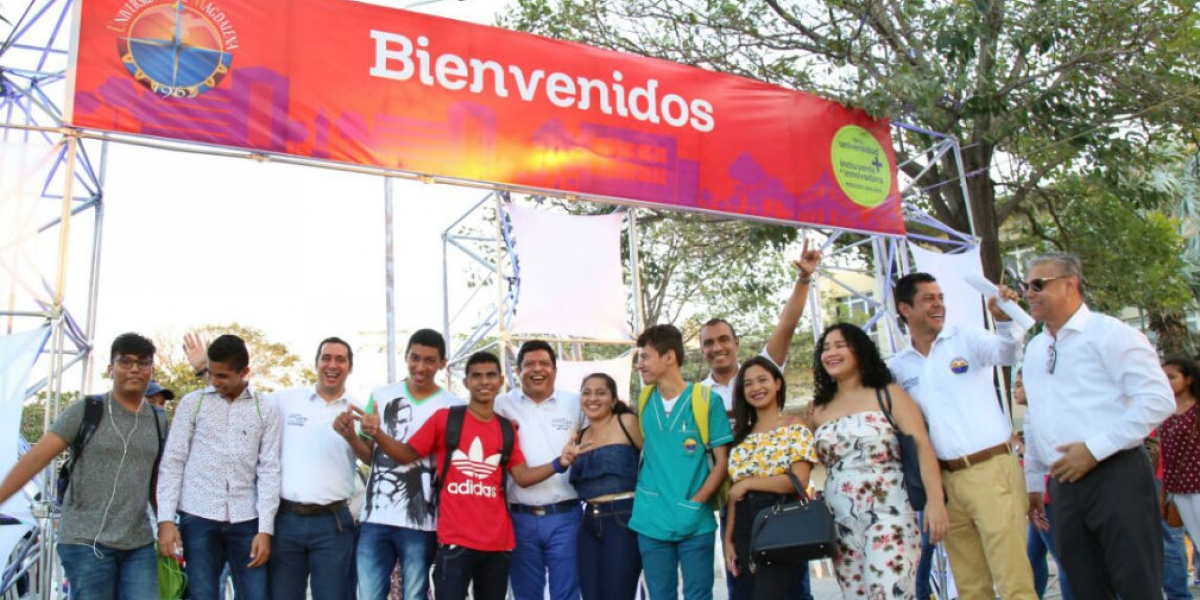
[271, 385, 361, 505]
[889, 322, 1022, 460]
[495, 388, 582, 505]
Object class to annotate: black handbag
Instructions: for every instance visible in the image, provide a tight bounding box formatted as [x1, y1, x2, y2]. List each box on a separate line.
[748, 471, 837, 568]
[876, 387, 927, 511]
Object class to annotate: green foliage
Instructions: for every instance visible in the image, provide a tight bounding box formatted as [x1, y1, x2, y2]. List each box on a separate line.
[1011, 173, 1192, 317]
[151, 323, 315, 415]
[501, 0, 1200, 282]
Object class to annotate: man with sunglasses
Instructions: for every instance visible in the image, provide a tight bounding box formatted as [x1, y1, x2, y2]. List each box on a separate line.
[890, 272, 1034, 600]
[1021, 252, 1173, 598]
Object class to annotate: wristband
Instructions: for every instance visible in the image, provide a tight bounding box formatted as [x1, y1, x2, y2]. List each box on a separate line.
[194, 367, 208, 378]
[797, 274, 813, 284]
[552, 456, 566, 474]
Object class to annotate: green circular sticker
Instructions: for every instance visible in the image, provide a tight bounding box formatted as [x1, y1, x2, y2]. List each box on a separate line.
[830, 125, 891, 208]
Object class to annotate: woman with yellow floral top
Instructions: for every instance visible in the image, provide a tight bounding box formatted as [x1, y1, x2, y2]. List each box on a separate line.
[723, 355, 819, 600]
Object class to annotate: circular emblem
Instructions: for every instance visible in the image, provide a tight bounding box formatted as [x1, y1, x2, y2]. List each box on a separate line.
[114, 1, 238, 98]
[949, 358, 969, 374]
[830, 125, 892, 208]
[682, 437, 699, 455]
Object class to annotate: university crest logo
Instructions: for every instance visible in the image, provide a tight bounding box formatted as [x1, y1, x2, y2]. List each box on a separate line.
[111, 0, 239, 98]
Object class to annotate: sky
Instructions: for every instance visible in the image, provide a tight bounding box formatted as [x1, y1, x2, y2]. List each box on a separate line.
[9, 0, 520, 400]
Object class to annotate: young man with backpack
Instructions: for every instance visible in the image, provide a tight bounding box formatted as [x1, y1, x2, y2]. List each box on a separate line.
[357, 351, 576, 600]
[630, 324, 732, 600]
[0, 333, 169, 599]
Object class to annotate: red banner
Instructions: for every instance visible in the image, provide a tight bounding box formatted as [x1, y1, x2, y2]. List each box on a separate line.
[69, 0, 905, 235]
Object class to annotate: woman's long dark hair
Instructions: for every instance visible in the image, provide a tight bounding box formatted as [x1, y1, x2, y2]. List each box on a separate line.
[812, 322, 894, 407]
[731, 356, 786, 445]
[1163, 356, 1200, 403]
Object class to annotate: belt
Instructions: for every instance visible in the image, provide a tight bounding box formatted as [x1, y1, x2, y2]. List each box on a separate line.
[280, 499, 347, 516]
[585, 492, 635, 504]
[509, 500, 580, 517]
[939, 442, 1011, 472]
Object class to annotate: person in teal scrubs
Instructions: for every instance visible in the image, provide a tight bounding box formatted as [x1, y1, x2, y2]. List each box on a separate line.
[629, 324, 733, 600]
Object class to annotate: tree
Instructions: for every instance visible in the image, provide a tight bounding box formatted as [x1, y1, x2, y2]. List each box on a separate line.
[1012, 170, 1194, 352]
[151, 323, 315, 415]
[501, 0, 1200, 287]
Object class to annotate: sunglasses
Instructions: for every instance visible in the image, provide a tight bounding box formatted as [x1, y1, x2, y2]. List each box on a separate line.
[1047, 342, 1057, 375]
[1025, 276, 1065, 293]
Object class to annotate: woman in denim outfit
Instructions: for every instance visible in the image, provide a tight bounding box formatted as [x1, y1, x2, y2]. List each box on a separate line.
[570, 373, 643, 600]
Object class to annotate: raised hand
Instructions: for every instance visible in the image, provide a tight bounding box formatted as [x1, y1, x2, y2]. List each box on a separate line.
[355, 406, 381, 439]
[794, 237, 822, 279]
[183, 332, 208, 373]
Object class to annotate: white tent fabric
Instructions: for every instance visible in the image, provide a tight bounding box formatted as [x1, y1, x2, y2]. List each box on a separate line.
[0, 326, 51, 525]
[506, 205, 631, 340]
[910, 245, 988, 331]
[0, 142, 58, 313]
[555, 354, 635, 407]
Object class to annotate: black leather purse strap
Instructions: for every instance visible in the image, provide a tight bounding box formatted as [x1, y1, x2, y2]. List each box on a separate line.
[783, 470, 808, 502]
[875, 387, 904, 433]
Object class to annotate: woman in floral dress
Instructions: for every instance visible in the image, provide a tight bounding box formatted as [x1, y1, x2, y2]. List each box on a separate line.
[808, 323, 948, 599]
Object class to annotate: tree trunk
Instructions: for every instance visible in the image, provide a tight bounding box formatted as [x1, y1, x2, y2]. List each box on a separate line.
[1148, 310, 1193, 356]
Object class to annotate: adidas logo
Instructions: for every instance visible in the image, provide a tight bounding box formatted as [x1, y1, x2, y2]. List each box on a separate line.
[451, 437, 501, 480]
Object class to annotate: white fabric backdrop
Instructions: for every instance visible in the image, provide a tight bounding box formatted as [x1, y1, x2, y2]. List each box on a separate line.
[0, 326, 51, 524]
[910, 245, 988, 331]
[506, 205, 631, 340]
[555, 354, 634, 407]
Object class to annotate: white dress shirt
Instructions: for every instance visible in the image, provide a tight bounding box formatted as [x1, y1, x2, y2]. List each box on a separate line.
[494, 388, 581, 505]
[271, 386, 361, 505]
[157, 385, 282, 534]
[889, 322, 1022, 459]
[1023, 304, 1174, 492]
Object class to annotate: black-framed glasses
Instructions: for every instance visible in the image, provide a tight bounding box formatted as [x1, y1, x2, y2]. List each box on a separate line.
[114, 357, 153, 370]
[1026, 276, 1065, 293]
[1047, 343, 1057, 375]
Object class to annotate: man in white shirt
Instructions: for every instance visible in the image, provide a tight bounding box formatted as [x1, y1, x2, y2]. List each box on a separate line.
[1022, 252, 1174, 598]
[157, 334, 282, 600]
[494, 340, 582, 600]
[268, 337, 367, 600]
[345, 329, 464, 600]
[889, 272, 1034, 600]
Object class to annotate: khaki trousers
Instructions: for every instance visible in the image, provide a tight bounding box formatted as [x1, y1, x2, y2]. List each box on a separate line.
[941, 453, 1037, 600]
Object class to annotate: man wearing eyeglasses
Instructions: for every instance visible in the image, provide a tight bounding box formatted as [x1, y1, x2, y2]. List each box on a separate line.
[0, 333, 169, 599]
[889, 272, 1035, 600]
[1021, 252, 1173, 598]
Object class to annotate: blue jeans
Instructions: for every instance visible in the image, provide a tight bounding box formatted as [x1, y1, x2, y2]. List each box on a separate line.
[356, 522, 437, 600]
[1027, 510, 1074, 600]
[638, 532, 714, 600]
[510, 506, 582, 600]
[578, 499, 641, 600]
[178, 513, 267, 600]
[1164, 522, 1191, 600]
[57, 542, 157, 600]
[270, 505, 356, 600]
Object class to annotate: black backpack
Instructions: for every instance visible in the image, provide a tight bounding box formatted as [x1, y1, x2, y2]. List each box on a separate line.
[430, 406, 515, 508]
[54, 395, 165, 505]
